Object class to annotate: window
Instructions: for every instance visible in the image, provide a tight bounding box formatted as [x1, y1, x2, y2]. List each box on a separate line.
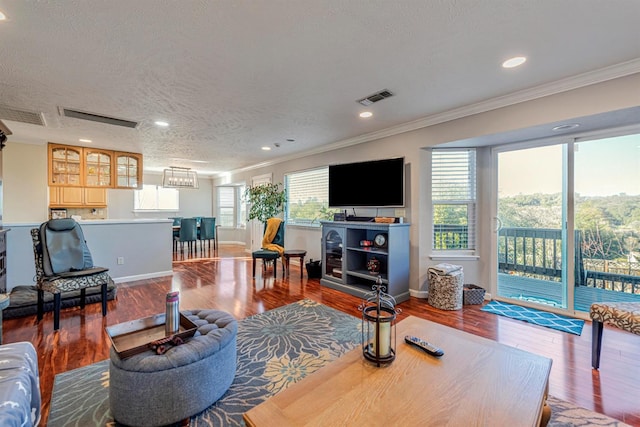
[134, 185, 179, 211]
[432, 149, 477, 251]
[217, 185, 245, 227]
[285, 167, 337, 227]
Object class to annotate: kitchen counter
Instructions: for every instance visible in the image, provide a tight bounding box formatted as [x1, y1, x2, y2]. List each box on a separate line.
[4, 220, 173, 291]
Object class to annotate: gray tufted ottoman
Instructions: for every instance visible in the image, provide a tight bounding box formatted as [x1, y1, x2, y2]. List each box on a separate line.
[109, 309, 237, 426]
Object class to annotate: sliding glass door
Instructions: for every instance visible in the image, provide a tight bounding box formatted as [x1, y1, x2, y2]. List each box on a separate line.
[493, 132, 640, 314]
[573, 133, 640, 312]
[496, 144, 569, 310]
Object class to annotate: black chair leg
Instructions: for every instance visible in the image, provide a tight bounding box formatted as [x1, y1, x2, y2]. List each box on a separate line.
[80, 288, 86, 309]
[592, 320, 604, 369]
[101, 283, 108, 316]
[252, 258, 257, 278]
[53, 293, 61, 331]
[37, 289, 44, 322]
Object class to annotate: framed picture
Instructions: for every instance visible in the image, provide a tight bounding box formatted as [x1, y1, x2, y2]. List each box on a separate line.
[50, 209, 67, 220]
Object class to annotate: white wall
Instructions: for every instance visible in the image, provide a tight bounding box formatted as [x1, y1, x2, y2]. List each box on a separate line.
[3, 142, 48, 223]
[107, 173, 214, 220]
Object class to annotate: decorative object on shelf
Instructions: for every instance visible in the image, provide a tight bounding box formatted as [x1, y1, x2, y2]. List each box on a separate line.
[358, 276, 400, 366]
[359, 239, 373, 247]
[162, 166, 199, 189]
[244, 182, 287, 223]
[373, 233, 388, 248]
[367, 256, 381, 274]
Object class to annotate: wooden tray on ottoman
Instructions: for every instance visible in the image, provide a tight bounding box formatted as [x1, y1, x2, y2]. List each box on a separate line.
[106, 313, 198, 359]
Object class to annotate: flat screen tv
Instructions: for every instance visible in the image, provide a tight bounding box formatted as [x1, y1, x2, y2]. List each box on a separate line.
[328, 157, 405, 208]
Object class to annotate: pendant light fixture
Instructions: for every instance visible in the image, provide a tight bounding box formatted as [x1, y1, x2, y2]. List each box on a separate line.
[162, 166, 199, 189]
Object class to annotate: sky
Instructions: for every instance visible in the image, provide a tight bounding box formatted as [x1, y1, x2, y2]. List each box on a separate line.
[498, 133, 640, 198]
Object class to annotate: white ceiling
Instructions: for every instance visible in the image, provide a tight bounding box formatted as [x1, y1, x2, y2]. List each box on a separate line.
[0, 1, 639, 176]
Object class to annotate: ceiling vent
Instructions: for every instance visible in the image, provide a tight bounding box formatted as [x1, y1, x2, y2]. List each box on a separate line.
[0, 105, 46, 126]
[60, 107, 138, 129]
[356, 89, 394, 106]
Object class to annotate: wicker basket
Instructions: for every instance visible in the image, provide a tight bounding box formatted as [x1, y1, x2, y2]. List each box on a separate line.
[463, 284, 485, 305]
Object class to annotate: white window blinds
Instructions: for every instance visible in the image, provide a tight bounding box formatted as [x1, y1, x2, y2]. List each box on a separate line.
[218, 186, 235, 227]
[432, 149, 477, 250]
[285, 167, 333, 227]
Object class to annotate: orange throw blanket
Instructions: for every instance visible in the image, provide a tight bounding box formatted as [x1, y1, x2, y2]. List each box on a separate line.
[262, 217, 284, 255]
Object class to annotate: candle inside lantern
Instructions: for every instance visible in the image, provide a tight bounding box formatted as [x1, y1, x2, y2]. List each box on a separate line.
[373, 318, 391, 357]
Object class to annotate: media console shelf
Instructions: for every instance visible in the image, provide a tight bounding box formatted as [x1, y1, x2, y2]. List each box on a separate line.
[320, 221, 410, 303]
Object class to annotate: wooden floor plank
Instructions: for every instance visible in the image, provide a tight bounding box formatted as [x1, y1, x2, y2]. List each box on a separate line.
[3, 244, 639, 426]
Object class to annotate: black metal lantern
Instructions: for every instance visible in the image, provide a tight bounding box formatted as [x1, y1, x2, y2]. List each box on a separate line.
[358, 276, 400, 366]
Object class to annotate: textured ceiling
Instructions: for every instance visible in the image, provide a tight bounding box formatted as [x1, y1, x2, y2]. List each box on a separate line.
[0, 0, 639, 176]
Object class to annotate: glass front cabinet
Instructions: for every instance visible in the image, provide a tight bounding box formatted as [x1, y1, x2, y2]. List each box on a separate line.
[84, 149, 113, 187]
[322, 226, 344, 283]
[49, 144, 83, 186]
[115, 152, 142, 189]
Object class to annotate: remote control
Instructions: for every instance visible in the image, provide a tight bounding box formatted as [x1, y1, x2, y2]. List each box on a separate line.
[404, 335, 444, 357]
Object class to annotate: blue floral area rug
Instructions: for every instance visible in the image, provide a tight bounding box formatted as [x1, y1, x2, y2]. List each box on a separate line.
[482, 300, 585, 335]
[48, 299, 361, 426]
[49, 300, 626, 426]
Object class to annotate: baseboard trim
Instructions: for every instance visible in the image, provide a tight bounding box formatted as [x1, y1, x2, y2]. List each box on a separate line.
[409, 289, 429, 299]
[113, 270, 173, 284]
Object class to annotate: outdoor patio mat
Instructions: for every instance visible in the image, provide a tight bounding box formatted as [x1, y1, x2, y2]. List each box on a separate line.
[481, 300, 585, 335]
[48, 300, 625, 426]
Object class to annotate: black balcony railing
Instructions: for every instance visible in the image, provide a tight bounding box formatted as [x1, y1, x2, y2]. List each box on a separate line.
[495, 226, 639, 294]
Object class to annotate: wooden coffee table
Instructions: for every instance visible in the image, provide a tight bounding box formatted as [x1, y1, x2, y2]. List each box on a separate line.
[244, 315, 552, 426]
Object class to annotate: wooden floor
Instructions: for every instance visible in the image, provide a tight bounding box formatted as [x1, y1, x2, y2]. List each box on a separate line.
[4, 245, 640, 426]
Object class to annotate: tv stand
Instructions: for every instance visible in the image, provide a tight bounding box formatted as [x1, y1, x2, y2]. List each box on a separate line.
[320, 221, 410, 303]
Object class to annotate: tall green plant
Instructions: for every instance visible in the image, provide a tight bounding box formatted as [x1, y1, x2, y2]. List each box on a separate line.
[244, 183, 287, 223]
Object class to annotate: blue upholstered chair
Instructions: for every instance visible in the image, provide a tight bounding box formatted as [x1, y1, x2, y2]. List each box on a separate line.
[169, 217, 182, 252]
[199, 217, 217, 251]
[252, 219, 285, 278]
[175, 218, 198, 254]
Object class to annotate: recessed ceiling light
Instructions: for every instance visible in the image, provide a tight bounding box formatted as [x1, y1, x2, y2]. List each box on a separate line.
[552, 123, 580, 131]
[359, 111, 373, 118]
[261, 146, 271, 151]
[502, 56, 527, 68]
[0, 11, 6, 21]
[79, 138, 92, 143]
[154, 121, 169, 127]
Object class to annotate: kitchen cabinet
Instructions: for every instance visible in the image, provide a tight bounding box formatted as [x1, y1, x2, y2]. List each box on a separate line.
[114, 152, 142, 189]
[84, 148, 113, 187]
[48, 143, 142, 189]
[49, 187, 107, 207]
[48, 144, 83, 186]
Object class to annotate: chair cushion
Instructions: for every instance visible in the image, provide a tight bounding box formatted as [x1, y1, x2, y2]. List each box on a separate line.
[40, 219, 94, 275]
[590, 302, 640, 335]
[252, 249, 280, 260]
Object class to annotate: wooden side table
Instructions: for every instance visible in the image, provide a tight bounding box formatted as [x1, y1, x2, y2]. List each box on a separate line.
[283, 250, 307, 279]
[0, 293, 10, 344]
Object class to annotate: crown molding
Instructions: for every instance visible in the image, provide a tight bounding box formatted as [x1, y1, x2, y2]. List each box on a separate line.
[231, 59, 640, 176]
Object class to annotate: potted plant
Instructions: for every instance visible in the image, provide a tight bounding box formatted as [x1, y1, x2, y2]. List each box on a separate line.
[244, 183, 287, 223]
